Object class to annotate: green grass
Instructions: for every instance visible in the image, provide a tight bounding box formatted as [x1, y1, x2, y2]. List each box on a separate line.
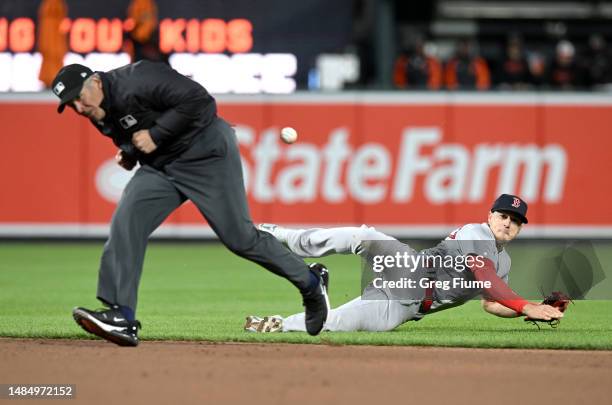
[1, 242, 611, 350]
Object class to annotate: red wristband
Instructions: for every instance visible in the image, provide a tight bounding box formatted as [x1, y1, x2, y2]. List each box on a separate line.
[497, 299, 529, 314]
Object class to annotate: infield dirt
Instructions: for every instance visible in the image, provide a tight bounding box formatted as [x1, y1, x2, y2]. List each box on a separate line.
[1, 338, 610, 405]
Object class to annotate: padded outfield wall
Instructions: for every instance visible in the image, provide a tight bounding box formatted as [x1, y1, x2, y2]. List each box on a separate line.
[0, 92, 610, 238]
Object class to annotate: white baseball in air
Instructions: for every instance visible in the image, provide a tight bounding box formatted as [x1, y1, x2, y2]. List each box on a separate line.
[280, 126, 298, 144]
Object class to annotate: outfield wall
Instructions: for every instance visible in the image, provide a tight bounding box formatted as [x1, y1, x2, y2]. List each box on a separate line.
[1, 92, 611, 238]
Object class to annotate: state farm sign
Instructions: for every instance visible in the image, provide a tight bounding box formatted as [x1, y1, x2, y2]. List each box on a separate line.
[1, 93, 610, 237]
[94, 125, 566, 207]
[235, 126, 567, 205]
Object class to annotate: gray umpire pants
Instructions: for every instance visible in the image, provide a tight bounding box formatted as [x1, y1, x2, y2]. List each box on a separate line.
[96, 117, 312, 311]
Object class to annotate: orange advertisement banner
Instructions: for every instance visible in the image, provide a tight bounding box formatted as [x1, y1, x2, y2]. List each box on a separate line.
[0, 94, 610, 237]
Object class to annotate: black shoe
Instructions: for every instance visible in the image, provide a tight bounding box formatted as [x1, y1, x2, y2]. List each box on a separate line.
[309, 262, 329, 292]
[73, 306, 141, 347]
[302, 263, 330, 336]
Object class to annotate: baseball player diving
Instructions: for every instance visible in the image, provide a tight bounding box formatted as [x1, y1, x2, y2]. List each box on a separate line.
[51, 62, 329, 346]
[245, 194, 565, 333]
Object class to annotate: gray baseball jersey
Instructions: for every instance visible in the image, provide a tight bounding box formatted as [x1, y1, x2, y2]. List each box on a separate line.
[276, 224, 513, 332]
[361, 223, 511, 309]
[423, 223, 511, 312]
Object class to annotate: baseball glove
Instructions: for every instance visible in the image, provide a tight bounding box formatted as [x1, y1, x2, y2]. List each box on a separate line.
[524, 291, 572, 329]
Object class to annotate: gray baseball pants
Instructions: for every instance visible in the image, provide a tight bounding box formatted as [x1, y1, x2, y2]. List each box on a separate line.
[96, 118, 312, 311]
[272, 226, 422, 332]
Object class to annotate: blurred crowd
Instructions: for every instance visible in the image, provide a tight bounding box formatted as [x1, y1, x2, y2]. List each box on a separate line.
[393, 35, 612, 91]
[37, 0, 164, 88]
[33, 0, 612, 92]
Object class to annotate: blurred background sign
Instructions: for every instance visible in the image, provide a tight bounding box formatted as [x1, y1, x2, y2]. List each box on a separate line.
[3, 0, 612, 92]
[2, 92, 612, 238]
[0, 0, 353, 92]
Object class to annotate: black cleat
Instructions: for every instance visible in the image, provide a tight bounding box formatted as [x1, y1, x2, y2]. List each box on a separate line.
[72, 306, 141, 347]
[302, 263, 330, 336]
[309, 262, 329, 292]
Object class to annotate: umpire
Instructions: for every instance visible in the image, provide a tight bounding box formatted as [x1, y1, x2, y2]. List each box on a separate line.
[51, 61, 329, 346]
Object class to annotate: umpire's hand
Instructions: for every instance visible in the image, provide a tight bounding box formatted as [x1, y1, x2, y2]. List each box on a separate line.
[115, 150, 137, 171]
[132, 129, 158, 154]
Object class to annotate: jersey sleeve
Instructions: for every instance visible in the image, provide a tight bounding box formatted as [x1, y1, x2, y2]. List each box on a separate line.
[497, 252, 511, 283]
[128, 61, 216, 147]
[454, 224, 497, 259]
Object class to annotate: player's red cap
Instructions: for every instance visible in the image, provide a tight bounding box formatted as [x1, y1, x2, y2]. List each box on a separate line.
[491, 194, 528, 224]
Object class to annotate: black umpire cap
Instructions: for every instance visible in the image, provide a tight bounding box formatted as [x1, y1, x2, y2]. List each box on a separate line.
[491, 194, 528, 224]
[51, 64, 93, 113]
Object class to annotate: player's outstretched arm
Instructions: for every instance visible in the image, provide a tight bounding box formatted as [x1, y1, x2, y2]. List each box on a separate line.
[521, 303, 563, 321]
[481, 299, 520, 318]
[481, 299, 563, 320]
[473, 260, 564, 321]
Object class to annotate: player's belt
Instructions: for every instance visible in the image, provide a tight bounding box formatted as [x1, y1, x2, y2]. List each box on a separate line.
[419, 257, 436, 313]
[419, 284, 434, 313]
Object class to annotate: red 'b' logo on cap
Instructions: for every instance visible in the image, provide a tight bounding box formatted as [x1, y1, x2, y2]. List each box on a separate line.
[512, 198, 521, 208]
